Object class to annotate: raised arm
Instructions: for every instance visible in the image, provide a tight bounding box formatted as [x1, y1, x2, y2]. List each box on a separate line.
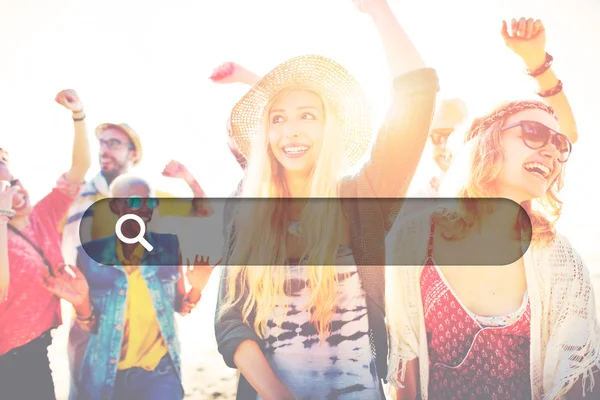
[209, 62, 262, 87]
[162, 160, 213, 216]
[353, 0, 439, 228]
[55, 89, 92, 183]
[502, 18, 578, 143]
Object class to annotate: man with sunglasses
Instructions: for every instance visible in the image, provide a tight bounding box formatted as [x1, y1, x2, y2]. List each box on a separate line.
[61, 110, 211, 400]
[44, 174, 216, 400]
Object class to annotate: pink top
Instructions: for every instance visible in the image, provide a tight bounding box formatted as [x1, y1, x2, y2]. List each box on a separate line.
[0, 174, 82, 356]
[420, 221, 531, 399]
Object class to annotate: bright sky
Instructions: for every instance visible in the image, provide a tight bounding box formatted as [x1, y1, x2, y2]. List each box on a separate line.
[1, 0, 599, 264]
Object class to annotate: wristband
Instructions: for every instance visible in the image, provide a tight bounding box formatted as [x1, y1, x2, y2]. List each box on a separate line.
[527, 53, 553, 78]
[538, 80, 563, 98]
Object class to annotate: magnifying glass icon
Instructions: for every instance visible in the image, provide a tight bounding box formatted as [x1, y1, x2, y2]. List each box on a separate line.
[115, 214, 154, 252]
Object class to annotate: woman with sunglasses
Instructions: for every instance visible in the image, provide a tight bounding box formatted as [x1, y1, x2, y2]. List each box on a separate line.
[43, 174, 217, 400]
[385, 100, 599, 399]
[0, 89, 91, 400]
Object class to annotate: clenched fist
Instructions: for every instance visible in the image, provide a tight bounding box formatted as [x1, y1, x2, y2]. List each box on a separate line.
[55, 89, 84, 113]
[209, 62, 261, 86]
[162, 160, 193, 183]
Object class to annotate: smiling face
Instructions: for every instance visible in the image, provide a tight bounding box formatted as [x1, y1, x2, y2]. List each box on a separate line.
[98, 128, 137, 182]
[0, 162, 32, 218]
[267, 88, 326, 177]
[496, 109, 564, 203]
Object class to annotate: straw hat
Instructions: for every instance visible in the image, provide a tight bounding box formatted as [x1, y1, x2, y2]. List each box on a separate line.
[229, 55, 374, 170]
[431, 99, 468, 132]
[95, 123, 143, 165]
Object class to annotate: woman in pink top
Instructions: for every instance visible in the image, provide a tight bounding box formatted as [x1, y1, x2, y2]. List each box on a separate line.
[0, 89, 91, 400]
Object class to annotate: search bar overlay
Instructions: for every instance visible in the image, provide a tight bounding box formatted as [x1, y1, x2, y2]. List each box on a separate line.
[115, 214, 154, 252]
[77, 198, 531, 266]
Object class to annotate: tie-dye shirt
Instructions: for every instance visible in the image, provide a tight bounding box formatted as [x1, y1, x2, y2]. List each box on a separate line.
[258, 246, 382, 400]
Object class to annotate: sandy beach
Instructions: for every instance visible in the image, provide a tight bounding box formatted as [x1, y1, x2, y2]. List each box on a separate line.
[48, 256, 600, 400]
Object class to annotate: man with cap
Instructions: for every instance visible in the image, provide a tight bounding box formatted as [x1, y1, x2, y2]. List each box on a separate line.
[60, 106, 210, 400]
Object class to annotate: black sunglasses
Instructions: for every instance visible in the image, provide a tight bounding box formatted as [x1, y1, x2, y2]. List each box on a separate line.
[500, 120, 572, 163]
[9, 179, 20, 187]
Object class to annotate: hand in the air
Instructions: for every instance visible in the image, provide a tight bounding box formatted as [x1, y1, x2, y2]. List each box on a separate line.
[162, 160, 193, 182]
[55, 89, 84, 113]
[502, 18, 547, 69]
[209, 62, 260, 85]
[353, 0, 388, 14]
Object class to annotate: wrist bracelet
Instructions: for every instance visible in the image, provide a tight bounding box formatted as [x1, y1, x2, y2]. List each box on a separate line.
[538, 80, 563, 98]
[0, 209, 16, 219]
[76, 304, 95, 322]
[527, 53, 553, 78]
[73, 114, 86, 122]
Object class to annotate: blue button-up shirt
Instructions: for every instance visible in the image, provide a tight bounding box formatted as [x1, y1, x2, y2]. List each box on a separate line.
[76, 232, 182, 400]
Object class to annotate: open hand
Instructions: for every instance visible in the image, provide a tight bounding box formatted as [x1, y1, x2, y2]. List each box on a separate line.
[502, 18, 547, 69]
[184, 255, 219, 291]
[55, 89, 84, 113]
[42, 263, 90, 307]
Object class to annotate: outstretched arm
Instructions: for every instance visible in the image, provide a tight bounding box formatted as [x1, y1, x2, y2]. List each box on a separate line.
[162, 160, 213, 216]
[502, 18, 578, 143]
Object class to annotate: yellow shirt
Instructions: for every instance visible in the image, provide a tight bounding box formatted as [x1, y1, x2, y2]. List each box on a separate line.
[115, 240, 169, 371]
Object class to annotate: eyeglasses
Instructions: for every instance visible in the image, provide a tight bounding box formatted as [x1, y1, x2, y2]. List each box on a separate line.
[127, 196, 159, 210]
[500, 120, 572, 163]
[99, 138, 134, 151]
[9, 179, 20, 187]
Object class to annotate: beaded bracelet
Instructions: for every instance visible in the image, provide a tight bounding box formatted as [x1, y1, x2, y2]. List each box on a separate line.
[538, 80, 563, 98]
[0, 209, 16, 219]
[527, 53, 553, 78]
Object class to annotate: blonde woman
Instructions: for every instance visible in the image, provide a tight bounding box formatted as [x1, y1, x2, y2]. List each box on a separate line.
[214, 1, 439, 399]
[385, 100, 599, 399]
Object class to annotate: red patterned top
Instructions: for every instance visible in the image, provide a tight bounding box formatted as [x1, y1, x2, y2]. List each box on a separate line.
[420, 223, 531, 400]
[0, 174, 82, 356]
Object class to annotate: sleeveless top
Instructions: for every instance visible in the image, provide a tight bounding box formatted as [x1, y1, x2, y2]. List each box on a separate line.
[420, 221, 532, 399]
[257, 245, 383, 400]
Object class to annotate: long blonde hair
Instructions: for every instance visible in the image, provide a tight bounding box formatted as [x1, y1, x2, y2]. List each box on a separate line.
[218, 87, 350, 338]
[436, 100, 564, 246]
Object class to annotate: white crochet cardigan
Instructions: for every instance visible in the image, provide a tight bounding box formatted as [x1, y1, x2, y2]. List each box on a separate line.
[384, 211, 600, 400]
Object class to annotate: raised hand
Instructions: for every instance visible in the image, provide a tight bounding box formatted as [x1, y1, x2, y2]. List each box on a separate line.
[185, 255, 219, 291]
[353, 0, 388, 14]
[162, 160, 193, 182]
[209, 62, 261, 86]
[42, 263, 90, 307]
[55, 89, 84, 113]
[501, 18, 547, 69]
[0, 181, 16, 211]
